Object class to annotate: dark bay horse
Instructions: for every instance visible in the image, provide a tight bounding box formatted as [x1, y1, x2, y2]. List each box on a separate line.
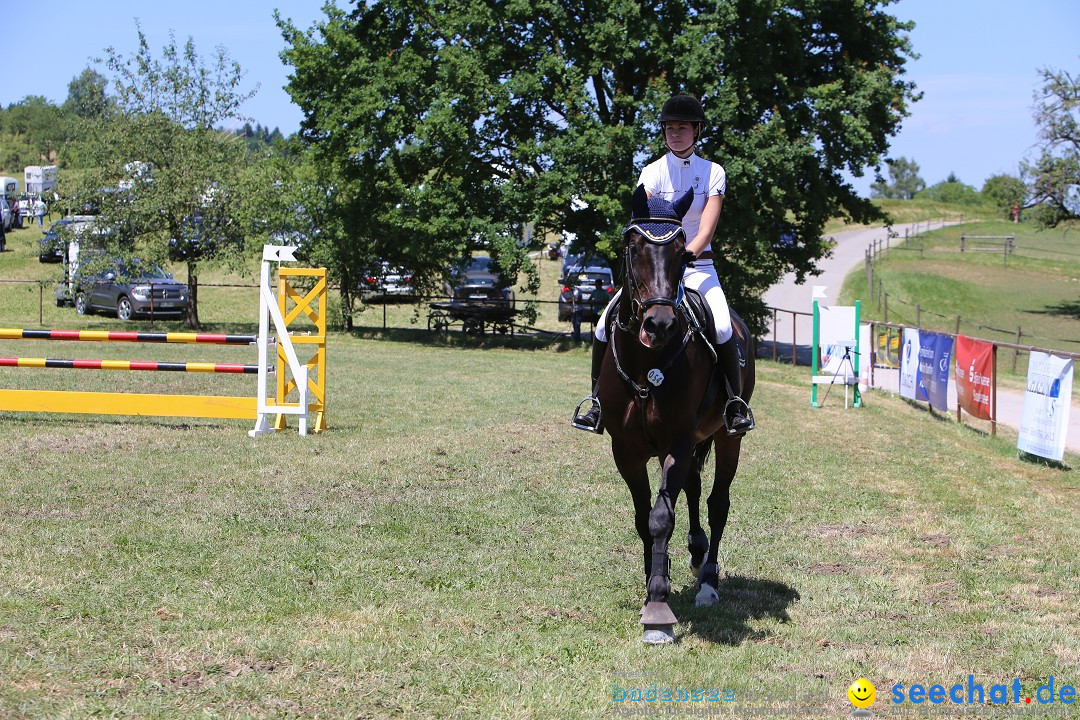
[597, 185, 755, 644]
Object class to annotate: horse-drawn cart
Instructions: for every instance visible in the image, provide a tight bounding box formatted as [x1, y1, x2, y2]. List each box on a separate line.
[427, 300, 519, 336]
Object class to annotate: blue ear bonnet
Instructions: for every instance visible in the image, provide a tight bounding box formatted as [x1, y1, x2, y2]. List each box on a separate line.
[624, 196, 685, 245]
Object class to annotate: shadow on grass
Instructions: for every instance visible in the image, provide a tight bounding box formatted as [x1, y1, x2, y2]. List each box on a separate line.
[346, 324, 584, 352]
[670, 574, 800, 645]
[1029, 300, 1080, 320]
[1017, 451, 1074, 472]
[899, 397, 955, 425]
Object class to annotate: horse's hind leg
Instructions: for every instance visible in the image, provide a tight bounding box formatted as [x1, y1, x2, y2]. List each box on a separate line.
[685, 440, 713, 578]
[696, 433, 741, 607]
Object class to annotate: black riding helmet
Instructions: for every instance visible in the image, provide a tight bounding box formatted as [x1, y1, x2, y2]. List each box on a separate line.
[658, 93, 706, 125]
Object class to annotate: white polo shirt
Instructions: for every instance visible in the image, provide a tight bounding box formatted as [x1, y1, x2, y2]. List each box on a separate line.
[637, 152, 726, 250]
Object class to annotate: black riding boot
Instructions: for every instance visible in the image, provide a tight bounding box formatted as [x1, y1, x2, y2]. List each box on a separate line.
[718, 335, 754, 435]
[571, 338, 608, 433]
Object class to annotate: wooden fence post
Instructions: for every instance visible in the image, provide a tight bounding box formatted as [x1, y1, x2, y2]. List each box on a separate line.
[1012, 326, 1022, 373]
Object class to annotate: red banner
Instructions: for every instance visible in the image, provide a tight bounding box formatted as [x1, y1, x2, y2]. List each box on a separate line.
[954, 335, 994, 420]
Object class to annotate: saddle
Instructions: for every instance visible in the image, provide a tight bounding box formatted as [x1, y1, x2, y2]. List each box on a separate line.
[605, 287, 731, 364]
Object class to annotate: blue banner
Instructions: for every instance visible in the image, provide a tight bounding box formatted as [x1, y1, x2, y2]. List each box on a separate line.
[916, 331, 954, 411]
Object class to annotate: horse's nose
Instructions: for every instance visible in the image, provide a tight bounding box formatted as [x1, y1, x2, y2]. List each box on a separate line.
[642, 310, 676, 346]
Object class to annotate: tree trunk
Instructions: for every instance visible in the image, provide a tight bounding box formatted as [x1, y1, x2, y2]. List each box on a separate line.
[186, 260, 201, 329]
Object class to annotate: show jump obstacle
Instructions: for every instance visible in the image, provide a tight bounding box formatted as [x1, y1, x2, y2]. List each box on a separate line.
[0, 245, 327, 436]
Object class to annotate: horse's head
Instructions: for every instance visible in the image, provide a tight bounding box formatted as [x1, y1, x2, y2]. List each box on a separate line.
[621, 184, 694, 349]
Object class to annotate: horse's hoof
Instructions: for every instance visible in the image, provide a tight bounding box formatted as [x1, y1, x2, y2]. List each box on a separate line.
[642, 625, 675, 645]
[640, 601, 678, 626]
[690, 562, 702, 580]
[695, 584, 719, 607]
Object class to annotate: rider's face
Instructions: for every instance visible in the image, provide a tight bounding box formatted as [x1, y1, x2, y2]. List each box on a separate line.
[663, 122, 696, 156]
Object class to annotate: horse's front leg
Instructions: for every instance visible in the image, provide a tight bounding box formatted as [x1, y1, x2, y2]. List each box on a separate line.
[640, 444, 693, 644]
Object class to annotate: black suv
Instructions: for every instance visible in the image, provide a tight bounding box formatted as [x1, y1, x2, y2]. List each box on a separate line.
[447, 255, 515, 306]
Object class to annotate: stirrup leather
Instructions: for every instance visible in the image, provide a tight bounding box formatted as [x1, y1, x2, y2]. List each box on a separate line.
[571, 396, 603, 433]
[723, 396, 754, 436]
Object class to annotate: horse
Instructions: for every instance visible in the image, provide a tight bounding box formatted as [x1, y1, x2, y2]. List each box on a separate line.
[596, 184, 756, 644]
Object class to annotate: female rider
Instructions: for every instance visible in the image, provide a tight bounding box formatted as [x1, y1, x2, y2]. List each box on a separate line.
[572, 93, 753, 436]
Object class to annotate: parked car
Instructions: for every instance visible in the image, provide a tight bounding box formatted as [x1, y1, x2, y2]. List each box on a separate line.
[558, 266, 616, 321]
[562, 252, 609, 277]
[58, 257, 189, 320]
[39, 219, 73, 262]
[360, 261, 415, 301]
[447, 255, 515, 306]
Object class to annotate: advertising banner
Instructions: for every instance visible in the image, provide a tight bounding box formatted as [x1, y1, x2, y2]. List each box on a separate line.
[955, 335, 994, 420]
[918, 331, 954, 412]
[899, 328, 920, 401]
[1018, 352, 1074, 461]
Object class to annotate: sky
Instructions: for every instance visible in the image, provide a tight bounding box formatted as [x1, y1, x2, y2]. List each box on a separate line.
[2, 0, 1078, 197]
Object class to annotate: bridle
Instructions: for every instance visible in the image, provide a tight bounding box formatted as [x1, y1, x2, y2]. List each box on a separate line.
[615, 217, 686, 334]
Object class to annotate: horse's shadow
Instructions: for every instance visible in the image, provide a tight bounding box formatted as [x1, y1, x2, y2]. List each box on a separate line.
[668, 574, 800, 645]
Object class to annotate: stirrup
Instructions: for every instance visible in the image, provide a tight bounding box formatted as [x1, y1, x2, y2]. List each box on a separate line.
[571, 396, 603, 434]
[723, 397, 754, 436]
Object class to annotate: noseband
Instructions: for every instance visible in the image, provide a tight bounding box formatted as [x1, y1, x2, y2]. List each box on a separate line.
[618, 217, 685, 332]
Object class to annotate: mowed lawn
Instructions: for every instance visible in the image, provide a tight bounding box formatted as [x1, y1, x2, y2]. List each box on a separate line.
[1, 333, 1078, 719]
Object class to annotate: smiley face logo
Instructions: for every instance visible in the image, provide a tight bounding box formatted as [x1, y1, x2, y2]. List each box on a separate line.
[848, 678, 876, 708]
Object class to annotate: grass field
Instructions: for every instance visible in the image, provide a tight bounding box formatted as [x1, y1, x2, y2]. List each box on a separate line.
[1, 329, 1078, 718]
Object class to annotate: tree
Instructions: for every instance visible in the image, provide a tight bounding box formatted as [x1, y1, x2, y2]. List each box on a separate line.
[71, 25, 258, 328]
[1024, 65, 1079, 227]
[870, 157, 925, 200]
[2, 96, 67, 164]
[279, 0, 917, 333]
[982, 173, 1026, 219]
[63, 68, 111, 119]
[917, 178, 981, 205]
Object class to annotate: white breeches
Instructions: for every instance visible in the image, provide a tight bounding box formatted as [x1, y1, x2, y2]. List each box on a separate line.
[594, 261, 733, 344]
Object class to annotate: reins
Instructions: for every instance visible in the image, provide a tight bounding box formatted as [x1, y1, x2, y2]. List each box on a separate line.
[610, 215, 699, 450]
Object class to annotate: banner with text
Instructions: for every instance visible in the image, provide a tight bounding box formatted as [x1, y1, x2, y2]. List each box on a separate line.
[899, 328, 921, 401]
[1018, 352, 1074, 461]
[918, 331, 954, 412]
[955, 335, 993, 420]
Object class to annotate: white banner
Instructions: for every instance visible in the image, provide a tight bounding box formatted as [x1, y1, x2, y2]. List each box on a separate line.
[1017, 352, 1074, 461]
[899, 328, 921, 401]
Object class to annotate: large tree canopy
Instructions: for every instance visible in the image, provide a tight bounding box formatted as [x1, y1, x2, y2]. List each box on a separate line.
[279, 0, 917, 332]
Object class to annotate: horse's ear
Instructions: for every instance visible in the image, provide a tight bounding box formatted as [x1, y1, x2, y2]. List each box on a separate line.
[631, 184, 649, 219]
[673, 189, 694, 219]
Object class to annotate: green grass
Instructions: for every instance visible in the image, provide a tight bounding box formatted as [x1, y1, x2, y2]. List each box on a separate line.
[822, 198, 998, 237]
[1, 333, 1078, 719]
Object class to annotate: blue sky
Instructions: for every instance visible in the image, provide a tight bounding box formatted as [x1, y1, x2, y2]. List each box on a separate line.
[3, 0, 1077, 196]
